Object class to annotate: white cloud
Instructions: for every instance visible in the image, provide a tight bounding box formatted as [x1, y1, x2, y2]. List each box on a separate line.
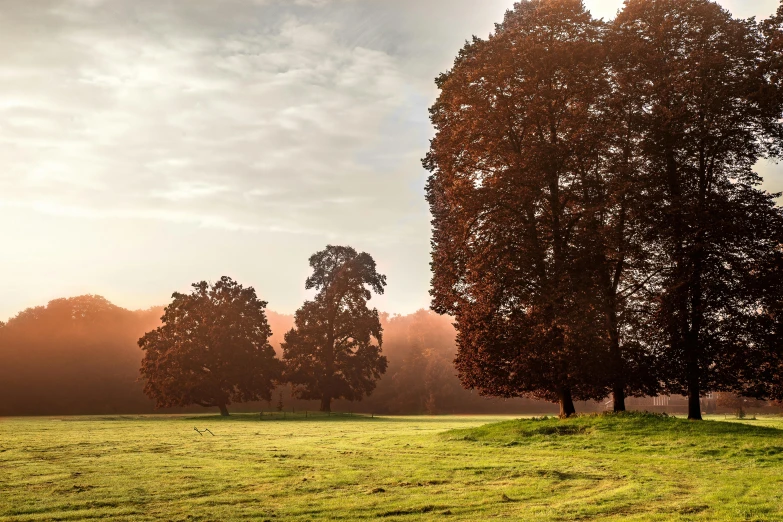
[0, 2, 423, 238]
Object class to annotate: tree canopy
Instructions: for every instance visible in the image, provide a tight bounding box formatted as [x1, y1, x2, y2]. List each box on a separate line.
[426, 0, 783, 418]
[282, 245, 388, 412]
[610, 0, 783, 419]
[139, 277, 280, 416]
[426, 0, 613, 417]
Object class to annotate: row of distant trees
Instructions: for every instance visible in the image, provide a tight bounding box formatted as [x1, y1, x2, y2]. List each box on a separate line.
[0, 287, 777, 416]
[2, 288, 545, 416]
[425, 0, 783, 419]
[139, 245, 389, 415]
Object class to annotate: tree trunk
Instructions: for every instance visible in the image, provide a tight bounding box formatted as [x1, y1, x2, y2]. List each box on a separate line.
[559, 388, 576, 418]
[665, 142, 704, 422]
[687, 368, 702, 421]
[218, 403, 229, 417]
[613, 385, 626, 413]
[321, 305, 335, 414]
[686, 248, 705, 422]
[608, 310, 626, 412]
[320, 394, 331, 413]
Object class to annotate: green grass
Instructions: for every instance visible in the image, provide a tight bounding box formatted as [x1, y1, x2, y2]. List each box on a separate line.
[1, 412, 783, 521]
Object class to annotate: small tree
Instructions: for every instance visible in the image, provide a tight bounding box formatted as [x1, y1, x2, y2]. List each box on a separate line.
[716, 393, 751, 419]
[139, 277, 281, 416]
[282, 245, 388, 412]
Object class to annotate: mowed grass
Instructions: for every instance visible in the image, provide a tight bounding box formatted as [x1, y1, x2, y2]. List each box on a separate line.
[1, 413, 783, 521]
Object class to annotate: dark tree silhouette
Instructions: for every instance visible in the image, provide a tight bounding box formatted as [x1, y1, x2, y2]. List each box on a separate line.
[610, 0, 783, 419]
[425, 0, 612, 417]
[426, 0, 783, 419]
[282, 245, 388, 412]
[587, 24, 674, 411]
[138, 277, 280, 416]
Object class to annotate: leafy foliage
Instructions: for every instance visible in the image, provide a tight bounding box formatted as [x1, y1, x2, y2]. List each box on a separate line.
[426, 0, 783, 419]
[139, 277, 280, 416]
[425, 0, 615, 416]
[282, 246, 388, 411]
[609, 0, 783, 418]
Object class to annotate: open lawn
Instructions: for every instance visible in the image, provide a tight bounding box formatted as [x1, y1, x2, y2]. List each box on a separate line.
[1, 412, 782, 521]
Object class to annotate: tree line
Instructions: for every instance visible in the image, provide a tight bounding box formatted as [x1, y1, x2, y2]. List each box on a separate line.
[425, 0, 783, 419]
[0, 290, 553, 416]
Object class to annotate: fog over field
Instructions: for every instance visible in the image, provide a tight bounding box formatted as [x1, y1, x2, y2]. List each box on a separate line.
[0, 295, 557, 416]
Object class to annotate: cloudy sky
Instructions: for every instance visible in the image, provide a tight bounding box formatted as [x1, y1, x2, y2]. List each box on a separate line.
[1, 0, 781, 320]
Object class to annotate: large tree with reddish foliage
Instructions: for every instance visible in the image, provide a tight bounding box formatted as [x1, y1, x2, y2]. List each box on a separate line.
[139, 277, 280, 416]
[282, 246, 387, 412]
[610, 0, 783, 419]
[426, 0, 783, 419]
[425, 0, 613, 417]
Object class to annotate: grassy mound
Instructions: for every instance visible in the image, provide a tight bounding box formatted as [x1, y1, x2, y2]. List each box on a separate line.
[446, 411, 783, 461]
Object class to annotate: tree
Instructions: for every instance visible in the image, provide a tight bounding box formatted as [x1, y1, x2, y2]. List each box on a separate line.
[282, 245, 388, 412]
[425, 0, 613, 417]
[374, 311, 465, 414]
[588, 27, 673, 411]
[138, 277, 280, 416]
[426, 0, 783, 419]
[715, 392, 754, 418]
[610, 0, 783, 419]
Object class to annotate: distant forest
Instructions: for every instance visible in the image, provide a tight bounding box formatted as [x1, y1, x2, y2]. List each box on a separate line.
[0, 295, 556, 416]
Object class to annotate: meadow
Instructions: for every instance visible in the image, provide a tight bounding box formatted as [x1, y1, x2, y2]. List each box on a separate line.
[1, 412, 782, 521]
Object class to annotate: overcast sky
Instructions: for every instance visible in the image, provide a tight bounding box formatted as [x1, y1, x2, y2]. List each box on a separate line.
[1, 0, 781, 320]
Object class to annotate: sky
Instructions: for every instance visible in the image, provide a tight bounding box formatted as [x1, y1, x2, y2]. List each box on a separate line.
[1, 0, 781, 321]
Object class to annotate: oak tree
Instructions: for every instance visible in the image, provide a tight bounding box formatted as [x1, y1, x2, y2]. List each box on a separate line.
[282, 246, 388, 412]
[138, 277, 280, 416]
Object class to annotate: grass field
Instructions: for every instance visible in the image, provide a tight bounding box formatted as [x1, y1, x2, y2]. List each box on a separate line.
[1, 412, 783, 521]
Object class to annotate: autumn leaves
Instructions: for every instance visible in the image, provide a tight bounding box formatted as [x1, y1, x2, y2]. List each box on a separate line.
[425, 0, 783, 418]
